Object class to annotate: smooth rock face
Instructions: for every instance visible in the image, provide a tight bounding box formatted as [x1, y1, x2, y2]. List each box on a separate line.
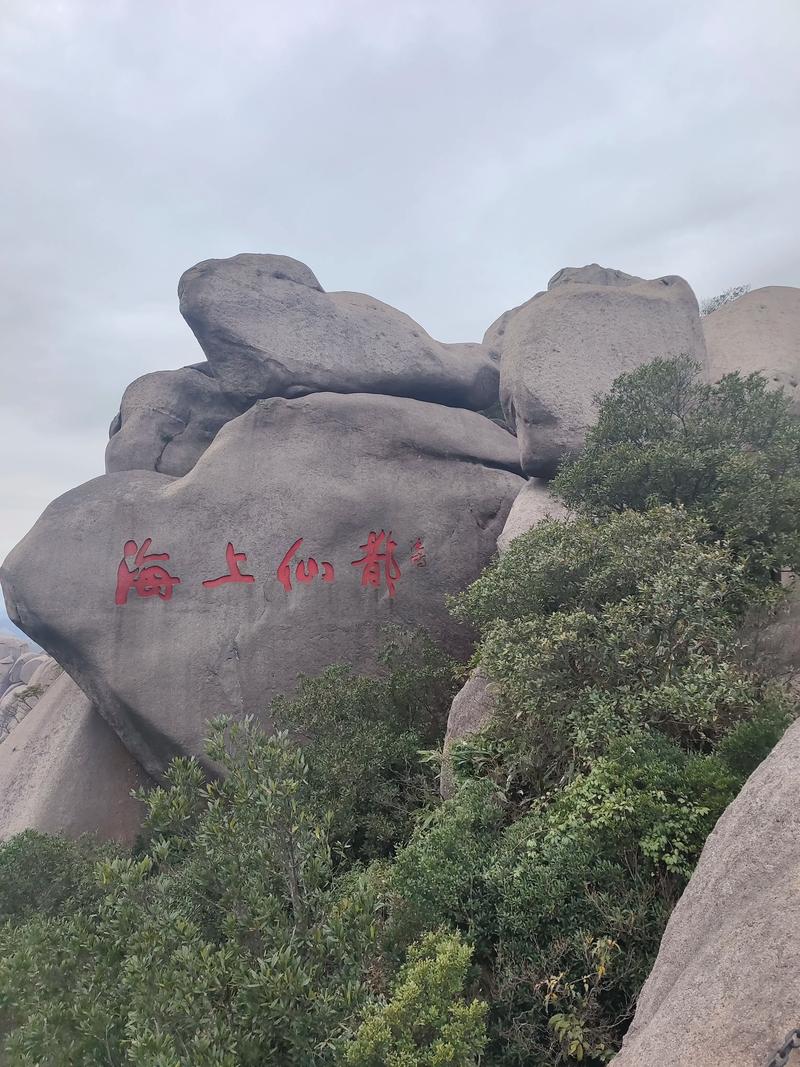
[0, 673, 152, 845]
[2, 392, 523, 777]
[611, 714, 800, 1067]
[106, 365, 243, 477]
[486, 266, 707, 477]
[440, 669, 498, 799]
[496, 478, 569, 553]
[704, 286, 800, 413]
[178, 253, 499, 411]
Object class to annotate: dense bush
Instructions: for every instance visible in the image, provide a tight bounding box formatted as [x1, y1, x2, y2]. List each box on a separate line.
[553, 357, 800, 581]
[271, 627, 457, 861]
[0, 830, 114, 923]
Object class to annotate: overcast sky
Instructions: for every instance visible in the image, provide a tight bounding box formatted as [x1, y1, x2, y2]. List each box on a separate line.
[1, 0, 799, 630]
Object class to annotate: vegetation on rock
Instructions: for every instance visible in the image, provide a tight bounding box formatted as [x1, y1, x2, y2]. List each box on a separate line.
[1, 358, 797, 1065]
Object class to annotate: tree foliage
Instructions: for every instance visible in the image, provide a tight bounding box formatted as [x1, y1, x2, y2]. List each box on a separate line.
[553, 357, 800, 581]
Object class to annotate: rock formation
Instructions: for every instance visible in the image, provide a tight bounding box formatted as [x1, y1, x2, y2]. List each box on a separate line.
[0, 635, 62, 743]
[2, 254, 525, 781]
[704, 285, 800, 413]
[0, 673, 152, 845]
[486, 265, 706, 476]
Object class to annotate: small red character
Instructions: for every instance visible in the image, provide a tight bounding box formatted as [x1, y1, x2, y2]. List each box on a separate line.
[202, 543, 256, 589]
[411, 538, 427, 567]
[351, 530, 401, 597]
[115, 538, 181, 606]
[277, 538, 335, 592]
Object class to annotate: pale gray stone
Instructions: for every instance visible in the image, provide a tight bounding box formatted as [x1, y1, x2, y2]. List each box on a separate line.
[611, 712, 800, 1067]
[7, 650, 40, 686]
[0, 673, 152, 844]
[704, 286, 800, 414]
[106, 364, 244, 477]
[486, 266, 707, 477]
[440, 669, 498, 799]
[16, 653, 49, 686]
[26, 655, 62, 692]
[2, 392, 523, 777]
[178, 253, 500, 411]
[496, 479, 569, 553]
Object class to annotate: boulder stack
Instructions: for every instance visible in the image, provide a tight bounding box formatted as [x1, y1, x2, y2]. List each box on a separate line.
[2, 254, 525, 784]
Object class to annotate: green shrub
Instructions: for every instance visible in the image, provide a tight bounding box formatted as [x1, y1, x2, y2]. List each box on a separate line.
[453, 507, 779, 797]
[345, 930, 488, 1066]
[0, 830, 114, 924]
[0, 722, 380, 1066]
[553, 357, 800, 581]
[271, 628, 458, 861]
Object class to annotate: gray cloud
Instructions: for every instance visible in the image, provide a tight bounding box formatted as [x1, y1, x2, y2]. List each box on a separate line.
[1, 0, 799, 562]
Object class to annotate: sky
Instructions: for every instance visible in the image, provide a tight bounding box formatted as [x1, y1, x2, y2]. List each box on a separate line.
[1, 0, 799, 626]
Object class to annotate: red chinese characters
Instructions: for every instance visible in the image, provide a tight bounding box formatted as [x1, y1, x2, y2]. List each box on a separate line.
[115, 528, 420, 603]
[202, 543, 255, 589]
[351, 530, 401, 597]
[411, 538, 427, 567]
[277, 538, 335, 593]
[115, 538, 181, 605]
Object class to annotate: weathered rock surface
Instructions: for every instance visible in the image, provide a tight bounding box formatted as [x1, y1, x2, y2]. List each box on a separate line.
[611, 713, 800, 1067]
[440, 669, 498, 799]
[0, 652, 62, 742]
[106, 364, 244, 477]
[0, 634, 28, 693]
[178, 254, 499, 411]
[496, 478, 568, 553]
[486, 265, 707, 476]
[2, 392, 523, 777]
[704, 286, 800, 413]
[0, 673, 152, 845]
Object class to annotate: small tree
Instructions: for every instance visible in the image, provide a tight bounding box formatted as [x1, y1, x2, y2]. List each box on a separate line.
[700, 283, 750, 316]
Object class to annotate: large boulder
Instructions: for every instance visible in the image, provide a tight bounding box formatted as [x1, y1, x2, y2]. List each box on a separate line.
[611, 713, 800, 1067]
[106, 364, 244, 477]
[704, 286, 800, 413]
[178, 254, 499, 411]
[0, 673, 152, 845]
[486, 264, 707, 476]
[2, 392, 524, 777]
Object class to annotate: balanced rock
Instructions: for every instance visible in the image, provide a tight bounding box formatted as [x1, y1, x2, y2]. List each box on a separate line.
[704, 286, 800, 413]
[486, 264, 707, 476]
[106, 364, 244, 477]
[0, 673, 152, 845]
[2, 392, 523, 777]
[178, 254, 499, 411]
[611, 713, 800, 1067]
